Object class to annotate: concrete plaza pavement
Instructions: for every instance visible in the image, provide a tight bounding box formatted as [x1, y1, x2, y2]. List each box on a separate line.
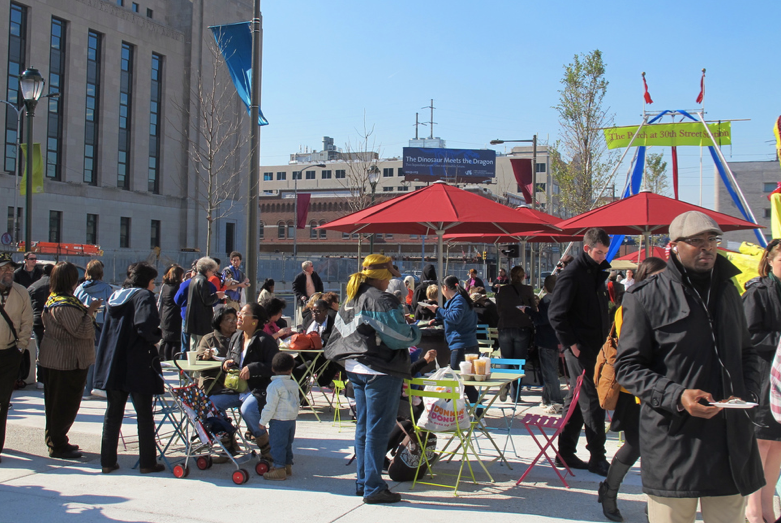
[0, 381, 651, 523]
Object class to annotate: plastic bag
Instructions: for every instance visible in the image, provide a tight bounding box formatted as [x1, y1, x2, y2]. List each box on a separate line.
[416, 366, 470, 432]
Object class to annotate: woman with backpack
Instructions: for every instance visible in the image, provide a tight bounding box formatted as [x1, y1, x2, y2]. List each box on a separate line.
[598, 256, 667, 522]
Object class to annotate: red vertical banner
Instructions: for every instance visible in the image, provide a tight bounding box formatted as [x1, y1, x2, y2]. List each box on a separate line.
[510, 158, 534, 205]
[671, 146, 679, 200]
[296, 193, 311, 229]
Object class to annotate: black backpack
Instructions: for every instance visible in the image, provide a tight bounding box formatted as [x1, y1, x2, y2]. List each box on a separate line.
[387, 420, 437, 482]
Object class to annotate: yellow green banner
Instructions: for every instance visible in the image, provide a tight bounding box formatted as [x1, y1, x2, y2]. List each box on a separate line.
[19, 143, 44, 195]
[603, 122, 732, 149]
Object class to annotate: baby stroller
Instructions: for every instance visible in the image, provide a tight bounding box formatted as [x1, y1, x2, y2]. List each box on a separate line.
[167, 382, 271, 484]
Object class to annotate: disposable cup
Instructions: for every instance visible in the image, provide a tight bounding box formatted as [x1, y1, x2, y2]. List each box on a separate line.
[473, 359, 486, 375]
[459, 361, 473, 374]
[187, 351, 198, 365]
[465, 354, 479, 362]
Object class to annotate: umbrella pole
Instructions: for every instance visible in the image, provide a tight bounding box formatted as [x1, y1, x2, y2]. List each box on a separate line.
[644, 232, 650, 259]
[437, 230, 444, 306]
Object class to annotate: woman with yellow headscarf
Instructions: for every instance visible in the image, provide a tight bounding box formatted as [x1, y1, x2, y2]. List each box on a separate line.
[325, 254, 421, 504]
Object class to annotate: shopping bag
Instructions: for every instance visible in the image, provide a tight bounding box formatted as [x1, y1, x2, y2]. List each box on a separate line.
[416, 366, 471, 432]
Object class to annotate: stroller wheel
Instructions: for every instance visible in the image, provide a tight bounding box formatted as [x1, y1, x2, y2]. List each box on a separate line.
[255, 460, 270, 475]
[232, 468, 249, 485]
[196, 456, 212, 470]
[173, 464, 190, 478]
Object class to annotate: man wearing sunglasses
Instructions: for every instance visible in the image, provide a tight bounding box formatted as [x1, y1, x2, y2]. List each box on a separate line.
[615, 211, 763, 523]
[13, 252, 43, 289]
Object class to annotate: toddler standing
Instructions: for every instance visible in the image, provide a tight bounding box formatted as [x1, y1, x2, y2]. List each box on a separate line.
[259, 352, 299, 480]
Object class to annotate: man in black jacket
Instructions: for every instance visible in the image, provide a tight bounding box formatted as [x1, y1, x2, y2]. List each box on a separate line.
[616, 211, 763, 522]
[13, 252, 43, 288]
[292, 261, 324, 306]
[184, 257, 224, 351]
[548, 228, 611, 476]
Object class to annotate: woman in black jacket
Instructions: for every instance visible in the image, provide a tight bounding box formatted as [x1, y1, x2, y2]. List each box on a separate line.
[209, 302, 279, 458]
[743, 240, 781, 523]
[95, 262, 164, 474]
[157, 264, 184, 360]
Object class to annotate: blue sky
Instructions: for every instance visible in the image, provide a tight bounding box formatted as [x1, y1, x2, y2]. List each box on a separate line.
[255, 1, 781, 208]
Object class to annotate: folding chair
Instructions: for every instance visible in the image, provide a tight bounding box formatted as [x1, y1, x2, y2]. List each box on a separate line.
[516, 370, 585, 488]
[476, 324, 493, 355]
[331, 379, 355, 431]
[472, 358, 525, 459]
[406, 377, 493, 496]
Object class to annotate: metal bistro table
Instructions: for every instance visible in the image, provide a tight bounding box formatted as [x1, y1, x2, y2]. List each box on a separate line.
[278, 344, 330, 422]
[448, 371, 526, 469]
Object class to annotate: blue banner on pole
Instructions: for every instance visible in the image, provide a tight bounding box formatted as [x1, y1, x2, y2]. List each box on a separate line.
[402, 147, 496, 182]
[209, 22, 269, 126]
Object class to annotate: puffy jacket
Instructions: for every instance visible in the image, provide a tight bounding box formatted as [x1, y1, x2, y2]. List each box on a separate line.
[742, 276, 781, 362]
[0, 282, 33, 351]
[325, 283, 421, 379]
[435, 292, 478, 350]
[615, 255, 763, 497]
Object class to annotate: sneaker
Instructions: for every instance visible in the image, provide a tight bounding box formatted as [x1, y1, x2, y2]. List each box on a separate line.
[549, 403, 563, 414]
[363, 489, 402, 504]
[263, 467, 287, 481]
[539, 402, 548, 409]
[91, 389, 107, 398]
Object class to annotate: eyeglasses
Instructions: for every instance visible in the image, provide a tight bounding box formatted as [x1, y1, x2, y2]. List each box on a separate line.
[0, 265, 14, 273]
[679, 236, 722, 248]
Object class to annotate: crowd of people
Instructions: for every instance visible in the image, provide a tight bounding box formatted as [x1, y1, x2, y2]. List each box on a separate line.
[2, 209, 781, 521]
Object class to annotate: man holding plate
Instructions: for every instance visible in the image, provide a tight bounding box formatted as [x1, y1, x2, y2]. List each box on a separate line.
[616, 211, 764, 523]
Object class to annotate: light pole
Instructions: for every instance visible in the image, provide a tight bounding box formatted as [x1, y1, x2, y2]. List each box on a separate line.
[0, 100, 25, 242]
[491, 135, 538, 287]
[292, 163, 325, 259]
[367, 165, 380, 253]
[19, 68, 45, 251]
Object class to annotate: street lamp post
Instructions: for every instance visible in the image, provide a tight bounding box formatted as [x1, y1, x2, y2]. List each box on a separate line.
[490, 135, 538, 286]
[367, 165, 380, 253]
[292, 163, 325, 259]
[19, 68, 45, 251]
[0, 100, 25, 242]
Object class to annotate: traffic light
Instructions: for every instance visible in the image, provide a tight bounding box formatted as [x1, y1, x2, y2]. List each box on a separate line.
[500, 245, 520, 257]
[482, 250, 487, 260]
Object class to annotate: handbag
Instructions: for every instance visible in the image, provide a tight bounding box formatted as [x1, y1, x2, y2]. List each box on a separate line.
[594, 322, 621, 410]
[223, 370, 248, 393]
[416, 365, 471, 432]
[289, 331, 322, 351]
[388, 420, 437, 482]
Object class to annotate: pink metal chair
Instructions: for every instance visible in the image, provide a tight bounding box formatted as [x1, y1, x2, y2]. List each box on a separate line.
[516, 370, 585, 488]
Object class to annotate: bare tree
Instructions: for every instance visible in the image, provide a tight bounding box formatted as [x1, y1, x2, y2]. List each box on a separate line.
[336, 114, 382, 215]
[550, 50, 615, 215]
[644, 151, 670, 195]
[170, 35, 249, 256]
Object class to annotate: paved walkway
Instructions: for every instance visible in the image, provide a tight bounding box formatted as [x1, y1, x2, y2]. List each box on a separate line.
[0, 381, 650, 523]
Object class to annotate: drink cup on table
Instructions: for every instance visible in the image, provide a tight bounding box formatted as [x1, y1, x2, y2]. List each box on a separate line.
[186, 351, 198, 365]
[459, 361, 473, 374]
[473, 359, 486, 375]
[465, 354, 479, 363]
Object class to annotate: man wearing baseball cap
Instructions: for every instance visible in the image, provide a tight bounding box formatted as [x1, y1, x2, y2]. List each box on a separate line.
[615, 211, 764, 522]
[0, 253, 33, 462]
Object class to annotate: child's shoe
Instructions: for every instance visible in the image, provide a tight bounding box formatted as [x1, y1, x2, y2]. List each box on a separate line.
[285, 464, 292, 476]
[263, 467, 287, 481]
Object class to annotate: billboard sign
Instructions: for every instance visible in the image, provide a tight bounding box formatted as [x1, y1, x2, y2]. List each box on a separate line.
[403, 147, 496, 182]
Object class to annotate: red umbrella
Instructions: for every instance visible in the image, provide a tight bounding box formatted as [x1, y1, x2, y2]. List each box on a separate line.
[613, 246, 668, 263]
[555, 191, 761, 236]
[444, 232, 584, 244]
[319, 182, 561, 301]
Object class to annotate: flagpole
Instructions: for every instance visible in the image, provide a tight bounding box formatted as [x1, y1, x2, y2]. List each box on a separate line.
[698, 69, 705, 206]
[245, 0, 262, 301]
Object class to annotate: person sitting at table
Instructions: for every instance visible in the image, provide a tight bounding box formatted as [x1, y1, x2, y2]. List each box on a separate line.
[470, 287, 499, 328]
[301, 292, 323, 327]
[210, 303, 279, 460]
[414, 284, 438, 322]
[257, 278, 275, 307]
[294, 300, 342, 390]
[262, 298, 295, 341]
[196, 307, 237, 393]
[322, 292, 340, 313]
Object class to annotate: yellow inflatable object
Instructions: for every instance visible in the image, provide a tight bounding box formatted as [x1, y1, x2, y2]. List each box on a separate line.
[721, 242, 763, 294]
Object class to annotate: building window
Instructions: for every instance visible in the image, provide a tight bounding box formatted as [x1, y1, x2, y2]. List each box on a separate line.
[46, 18, 65, 181]
[292, 171, 301, 180]
[277, 221, 285, 239]
[764, 182, 778, 193]
[286, 221, 294, 239]
[49, 211, 62, 243]
[147, 53, 163, 193]
[321, 170, 332, 179]
[375, 233, 383, 240]
[764, 208, 772, 219]
[150, 219, 160, 248]
[84, 30, 101, 185]
[536, 162, 546, 173]
[132, 2, 139, 12]
[383, 168, 393, 178]
[386, 233, 393, 240]
[146, 8, 153, 18]
[351, 233, 359, 240]
[410, 234, 418, 240]
[118, 43, 134, 190]
[117, 0, 124, 5]
[342, 232, 350, 240]
[120, 217, 131, 248]
[535, 183, 546, 193]
[415, 186, 424, 190]
[86, 213, 98, 244]
[398, 186, 408, 192]
[258, 221, 264, 240]
[276, 171, 286, 181]
[305, 170, 315, 180]
[383, 186, 393, 192]
[309, 221, 318, 239]
[398, 168, 404, 177]
[224, 222, 234, 253]
[5, 3, 26, 173]
[263, 172, 272, 181]
[7, 207, 21, 242]
[335, 169, 345, 179]
[319, 220, 327, 239]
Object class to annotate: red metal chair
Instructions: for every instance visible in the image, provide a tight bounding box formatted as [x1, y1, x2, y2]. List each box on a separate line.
[516, 370, 585, 488]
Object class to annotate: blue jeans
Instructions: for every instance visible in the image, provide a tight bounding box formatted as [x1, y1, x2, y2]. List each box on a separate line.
[209, 392, 263, 438]
[348, 371, 402, 498]
[268, 419, 296, 468]
[449, 345, 479, 405]
[499, 328, 531, 400]
[538, 346, 564, 405]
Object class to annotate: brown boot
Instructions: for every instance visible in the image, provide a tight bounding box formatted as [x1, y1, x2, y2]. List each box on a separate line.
[286, 464, 292, 476]
[255, 433, 273, 462]
[263, 467, 287, 481]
